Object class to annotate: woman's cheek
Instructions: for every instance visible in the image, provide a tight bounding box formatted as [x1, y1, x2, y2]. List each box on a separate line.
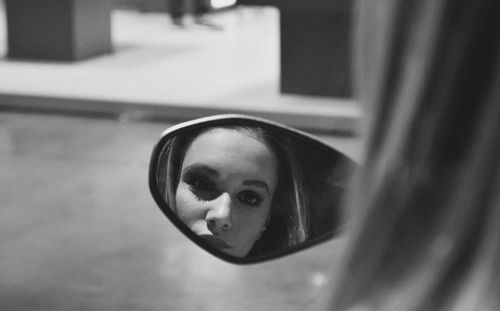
[234, 207, 269, 235]
[175, 185, 202, 221]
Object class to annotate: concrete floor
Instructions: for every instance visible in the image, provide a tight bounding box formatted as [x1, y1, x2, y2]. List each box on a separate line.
[0, 111, 361, 311]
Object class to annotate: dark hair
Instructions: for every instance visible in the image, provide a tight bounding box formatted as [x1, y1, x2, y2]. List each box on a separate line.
[156, 125, 309, 257]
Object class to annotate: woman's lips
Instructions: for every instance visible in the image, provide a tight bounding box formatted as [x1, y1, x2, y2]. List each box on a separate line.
[199, 235, 231, 249]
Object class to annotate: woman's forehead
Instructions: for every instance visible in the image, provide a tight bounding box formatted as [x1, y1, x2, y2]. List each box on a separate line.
[198, 127, 262, 144]
[187, 128, 271, 156]
[182, 129, 279, 183]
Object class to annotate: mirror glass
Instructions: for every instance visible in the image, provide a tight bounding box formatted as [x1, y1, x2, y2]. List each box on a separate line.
[150, 116, 356, 263]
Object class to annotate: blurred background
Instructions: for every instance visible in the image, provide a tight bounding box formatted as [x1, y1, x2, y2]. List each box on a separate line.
[0, 1, 363, 310]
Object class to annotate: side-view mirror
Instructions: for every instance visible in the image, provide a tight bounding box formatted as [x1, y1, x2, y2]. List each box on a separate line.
[149, 114, 357, 264]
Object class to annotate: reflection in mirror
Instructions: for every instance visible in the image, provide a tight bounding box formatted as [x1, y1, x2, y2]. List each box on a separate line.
[151, 117, 355, 262]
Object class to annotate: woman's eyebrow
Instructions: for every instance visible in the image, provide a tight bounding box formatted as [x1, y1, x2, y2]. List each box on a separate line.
[243, 180, 270, 194]
[182, 164, 219, 176]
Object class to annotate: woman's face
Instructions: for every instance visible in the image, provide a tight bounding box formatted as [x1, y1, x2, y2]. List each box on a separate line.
[175, 128, 279, 257]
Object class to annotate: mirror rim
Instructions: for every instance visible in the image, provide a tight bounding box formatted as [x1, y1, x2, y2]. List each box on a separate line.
[149, 114, 354, 264]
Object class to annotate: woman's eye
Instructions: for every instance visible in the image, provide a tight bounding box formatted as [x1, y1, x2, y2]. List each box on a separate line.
[183, 174, 217, 200]
[237, 190, 263, 207]
[190, 177, 214, 191]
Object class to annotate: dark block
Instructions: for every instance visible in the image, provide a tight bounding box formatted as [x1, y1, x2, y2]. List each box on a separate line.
[237, 0, 352, 97]
[5, 0, 113, 61]
[280, 10, 351, 97]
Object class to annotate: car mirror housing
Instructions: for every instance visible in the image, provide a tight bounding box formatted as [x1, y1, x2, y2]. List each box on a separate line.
[149, 114, 357, 264]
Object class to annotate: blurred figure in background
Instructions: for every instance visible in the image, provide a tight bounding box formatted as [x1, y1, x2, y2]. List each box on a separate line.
[167, 0, 222, 29]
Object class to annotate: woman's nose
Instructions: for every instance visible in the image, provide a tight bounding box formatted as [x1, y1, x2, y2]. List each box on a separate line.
[206, 193, 232, 231]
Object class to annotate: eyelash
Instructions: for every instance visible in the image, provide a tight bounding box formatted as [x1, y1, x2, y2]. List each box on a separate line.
[185, 176, 215, 202]
[184, 176, 263, 207]
[237, 191, 263, 207]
